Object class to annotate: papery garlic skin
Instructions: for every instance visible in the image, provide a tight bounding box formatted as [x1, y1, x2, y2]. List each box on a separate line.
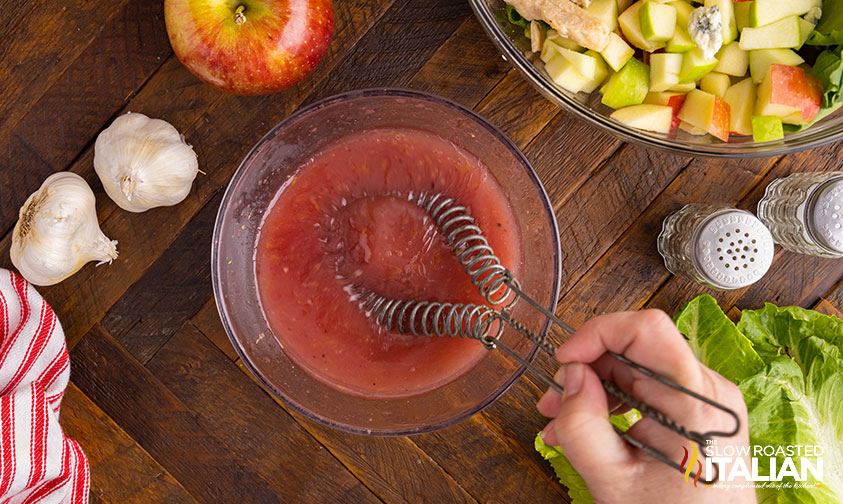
[94, 112, 199, 213]
[11, 172, 118, 286]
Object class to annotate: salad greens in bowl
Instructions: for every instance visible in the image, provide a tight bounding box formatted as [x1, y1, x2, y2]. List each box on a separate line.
[469, 0, 843, 157]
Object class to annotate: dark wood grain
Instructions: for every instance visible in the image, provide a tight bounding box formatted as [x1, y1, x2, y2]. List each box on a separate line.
[0, 0, 171, 235]
[100, 193, 221, 364]
[146, 323, 383, 504]
[60, 384, 198, 504]
[70, 325, 284, 503]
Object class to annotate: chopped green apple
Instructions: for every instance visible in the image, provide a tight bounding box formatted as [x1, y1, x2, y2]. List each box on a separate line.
[796, 17, 815, 49]
[667, 0, 695, 27]
[541, 39, 561, 63]
[668, 81, 697, 92]
[739, 16, 802, 50]
[619, 1, 667, 51]
[639, 1, 677, 41]
[734, 1, 752, 31]
[714, 43, 748, 76]
[547, 30, 585, 52]
[600, 32, 635, 71]
[755, 63, 822, 124]
[748, 48, 804, 83]
[677, 48, 718, 83]
[723, 77, 757, 135]
[601, 57, 650, 108]
[751, 115, 784, 142]
[750, 0, 813, 28]
[558, 47, 609, 84]
[667, 26, 696, 53]
[700, 72, 731, 97]
[545, 54, 593, 93]
[678, 88, 731, 141]
[704, 0, 737, 44]
[649, 52, 683, 92]
[610, 104, 674, 133]
[586, 0, 618, 32]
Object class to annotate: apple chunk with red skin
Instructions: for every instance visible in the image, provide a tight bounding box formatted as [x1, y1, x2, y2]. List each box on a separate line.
[755, 64, 822, 125]
[678, 89, 731, 141]
[643, 92, 686, 129]
[165, 0, 334, 95]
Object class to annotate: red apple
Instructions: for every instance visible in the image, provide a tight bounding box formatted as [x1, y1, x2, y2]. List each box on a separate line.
[644, 92, 687, 130]
[165, 0, 334, 95]
[756, 64, 822, 124]
[678, 89, 731, 142]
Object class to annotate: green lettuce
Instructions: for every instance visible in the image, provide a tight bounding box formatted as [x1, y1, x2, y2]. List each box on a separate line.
[808, 0, 843, 46]
[535, 295, 842, 503]
[534, 410, 640, 504]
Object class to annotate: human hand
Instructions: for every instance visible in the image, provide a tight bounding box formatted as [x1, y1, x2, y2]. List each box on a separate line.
[536, 310, 756, 504]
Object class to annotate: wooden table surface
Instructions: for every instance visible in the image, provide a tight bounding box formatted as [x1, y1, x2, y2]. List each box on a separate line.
[2, 1, 843, 503]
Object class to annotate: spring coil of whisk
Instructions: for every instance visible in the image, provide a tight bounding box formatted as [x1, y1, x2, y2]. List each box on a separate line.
[352, 287, 503, 342]
[415, 192, 519, 307]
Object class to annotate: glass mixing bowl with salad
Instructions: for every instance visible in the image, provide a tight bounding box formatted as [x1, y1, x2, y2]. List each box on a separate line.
[470, 0, 843, 156]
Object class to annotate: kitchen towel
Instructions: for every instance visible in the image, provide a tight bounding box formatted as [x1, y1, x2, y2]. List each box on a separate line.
[0, 269, 89, 503]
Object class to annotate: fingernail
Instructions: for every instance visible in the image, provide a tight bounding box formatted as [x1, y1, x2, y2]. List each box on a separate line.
[552, 364, 566, 388]
[564, 363, 584, 397]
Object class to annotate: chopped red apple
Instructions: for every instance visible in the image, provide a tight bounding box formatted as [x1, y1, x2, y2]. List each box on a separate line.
[723, 78, 757, 135]
[643, 92, 686, 129]
[755, 63, 822, 124]
[610, 104, 674, 133]
[678, 89, 731, 141]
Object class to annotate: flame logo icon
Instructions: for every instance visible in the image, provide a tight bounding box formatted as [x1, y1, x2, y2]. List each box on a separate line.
[680, 441, 704, 487]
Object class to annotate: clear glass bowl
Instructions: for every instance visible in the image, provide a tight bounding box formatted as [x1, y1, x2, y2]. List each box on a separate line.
[469, 0, 843, 157]
[211, 89, 561, 436]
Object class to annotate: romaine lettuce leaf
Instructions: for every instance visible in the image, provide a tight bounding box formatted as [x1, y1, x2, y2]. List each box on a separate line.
[674, 294, 765, 383]
[808, 0, 843, 46]
[810, 47, 843, 109]
[534, 410, 640, 504]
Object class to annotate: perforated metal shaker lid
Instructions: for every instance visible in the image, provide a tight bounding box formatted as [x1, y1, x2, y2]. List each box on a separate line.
[692, 210, 775, 290]
[808, 177, 843, 254]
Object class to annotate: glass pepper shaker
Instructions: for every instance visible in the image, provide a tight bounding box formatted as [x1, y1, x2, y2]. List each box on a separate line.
[658, 204, 775, 290]
[757, 172, 843, 258]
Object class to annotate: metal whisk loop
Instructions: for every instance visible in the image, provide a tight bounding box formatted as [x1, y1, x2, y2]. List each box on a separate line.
[416, 192, 518, 307]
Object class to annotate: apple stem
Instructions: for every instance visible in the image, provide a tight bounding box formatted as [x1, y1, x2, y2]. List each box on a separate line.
[234, 4, 246, 25]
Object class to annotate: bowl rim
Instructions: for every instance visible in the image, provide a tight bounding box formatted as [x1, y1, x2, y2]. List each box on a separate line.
[468, 0, 843, 158]
[211, 87, 563, 436]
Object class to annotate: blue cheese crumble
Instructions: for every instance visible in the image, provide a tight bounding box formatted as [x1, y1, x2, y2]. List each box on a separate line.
[688, 5, 723, 60]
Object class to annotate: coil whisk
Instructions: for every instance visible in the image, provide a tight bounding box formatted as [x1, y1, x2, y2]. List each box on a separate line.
[350, 285, 503, 344]
[415, 192, 519, 308]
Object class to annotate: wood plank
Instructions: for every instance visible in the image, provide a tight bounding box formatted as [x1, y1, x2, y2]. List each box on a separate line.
[407, 17, 510, 106]
[646, 140, 843, 315]
[70, 325, 284, 502]
[0, 0, 171, 234]
[149, 322, 472, 503]
[191, 297, 239, 361]
[0, 0, 131, 143]
[100, 193, 221, 364]
[146, 323, 383, 504]
[0, 0, 401, 347]
[299, 0, 472, 107]
[0, 0, 40, 47]
[60, 383, 198, 504]
[813, 298, 842, 318]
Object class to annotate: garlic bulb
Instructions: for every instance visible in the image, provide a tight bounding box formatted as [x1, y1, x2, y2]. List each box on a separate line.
[94, 112, 199, 213]
[11, 172, 118, 286]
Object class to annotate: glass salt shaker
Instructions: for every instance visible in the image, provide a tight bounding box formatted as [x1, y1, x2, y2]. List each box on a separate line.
[757, 172, 843, 258]
[658, 204, 775, 290]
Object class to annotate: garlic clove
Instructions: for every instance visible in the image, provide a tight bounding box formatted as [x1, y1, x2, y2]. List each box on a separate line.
[94, 112, 199, 213]
[11, 172, 118, 286]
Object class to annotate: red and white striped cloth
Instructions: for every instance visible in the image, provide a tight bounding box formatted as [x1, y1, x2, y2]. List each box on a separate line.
[0, 269, 89, 504]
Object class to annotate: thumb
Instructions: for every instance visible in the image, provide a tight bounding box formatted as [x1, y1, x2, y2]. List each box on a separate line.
[543, 363, 632, 475]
